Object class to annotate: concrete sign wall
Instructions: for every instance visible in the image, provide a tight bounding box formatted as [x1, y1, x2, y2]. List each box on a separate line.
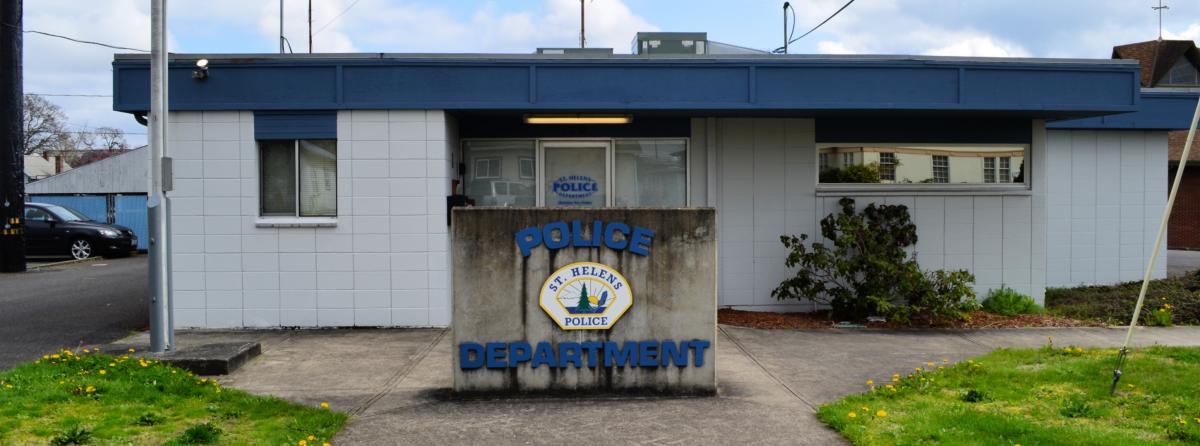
[452, 208, 717, 394]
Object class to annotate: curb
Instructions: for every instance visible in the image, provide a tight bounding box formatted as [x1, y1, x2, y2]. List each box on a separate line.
[28, 256, 104, 270]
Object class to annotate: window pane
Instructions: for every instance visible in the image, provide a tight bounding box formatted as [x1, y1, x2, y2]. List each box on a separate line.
[462, 140, 536, 207]
[614, 139, 687, 207]
[299, 140, 337, 217]
[818, 144, 1026, 185]
[545, 146, 607, 207]
[260, 140, 296, 215]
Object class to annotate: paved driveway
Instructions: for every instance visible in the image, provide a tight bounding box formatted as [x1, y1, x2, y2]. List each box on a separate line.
[0, 256, 148, 370]
[1168, 249, 1200, 277]
[131, 325, 1200, 445]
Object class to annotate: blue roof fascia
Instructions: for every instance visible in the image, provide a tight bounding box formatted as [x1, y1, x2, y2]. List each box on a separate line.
[112, 56, 1141, 116]
[1048, 90, 1200, 130]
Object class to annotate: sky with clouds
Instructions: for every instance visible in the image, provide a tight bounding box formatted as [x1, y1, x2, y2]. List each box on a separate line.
[21, 0, 1200, 147]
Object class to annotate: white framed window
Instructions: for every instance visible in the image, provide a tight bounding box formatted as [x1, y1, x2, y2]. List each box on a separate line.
[474, 157, 502, 179]
[518, 156, 536, 179]
[932, 155, 949, 184]
[983, 156, 1013, 183]
[879, 152, 896, 181]
[818, 153, 830, 172]
[842, 152, 854, 166]
[259, 140, 337, 217]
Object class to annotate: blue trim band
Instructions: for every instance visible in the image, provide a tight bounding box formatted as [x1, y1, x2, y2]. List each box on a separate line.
[112, 56, 1140, 119]
[254, 110, 337, 140]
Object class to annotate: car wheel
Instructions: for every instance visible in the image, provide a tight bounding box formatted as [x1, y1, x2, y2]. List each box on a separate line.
[70, 238, 94, 260]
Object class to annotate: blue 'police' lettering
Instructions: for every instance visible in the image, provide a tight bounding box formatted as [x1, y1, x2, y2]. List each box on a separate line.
[515, 219, 653, 257]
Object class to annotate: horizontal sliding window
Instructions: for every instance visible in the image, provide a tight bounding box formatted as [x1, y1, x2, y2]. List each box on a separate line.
[817, 144, 1026, 185]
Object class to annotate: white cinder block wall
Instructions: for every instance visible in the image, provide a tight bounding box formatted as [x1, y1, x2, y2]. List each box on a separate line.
[707, 118, 1049, 309]
[1045, 130, 1168, 287]
[166, 110, 454, 328]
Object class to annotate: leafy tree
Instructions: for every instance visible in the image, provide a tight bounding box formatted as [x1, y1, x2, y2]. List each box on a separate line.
[772, 197, 976, 323]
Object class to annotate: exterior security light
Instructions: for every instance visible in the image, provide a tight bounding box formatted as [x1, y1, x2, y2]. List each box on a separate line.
[524, 114, 632, 125]
[192, 59, 209, 80]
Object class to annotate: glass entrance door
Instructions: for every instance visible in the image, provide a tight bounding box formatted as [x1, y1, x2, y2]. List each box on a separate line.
[540, 141, 611, 207]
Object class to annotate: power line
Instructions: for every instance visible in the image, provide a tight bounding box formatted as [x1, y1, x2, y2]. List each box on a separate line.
[788, 0, 856, 45]
[17, 26, 149, 52]
[313, 0, 363, 36]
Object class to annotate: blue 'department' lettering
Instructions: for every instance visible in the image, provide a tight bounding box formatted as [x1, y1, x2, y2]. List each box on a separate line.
[459, 339, 711, 370]
[515, 219, 654, 257]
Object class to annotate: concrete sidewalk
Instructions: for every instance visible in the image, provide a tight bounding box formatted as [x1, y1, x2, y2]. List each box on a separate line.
[123, 325, 1200, 445]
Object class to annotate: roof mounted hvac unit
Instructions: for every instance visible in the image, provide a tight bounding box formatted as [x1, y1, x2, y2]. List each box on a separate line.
[632, 32, 708, 55]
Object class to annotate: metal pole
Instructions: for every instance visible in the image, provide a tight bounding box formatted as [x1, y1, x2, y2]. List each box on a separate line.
[0, 0, 25, 273]
[579, 0, 585, 48]
[783, 2, 789, 55]
[148, 0, 172, 353]
[279, 0, 285, 54]
[308, 0, 312, 53]
[1110, 96, 1200, 394]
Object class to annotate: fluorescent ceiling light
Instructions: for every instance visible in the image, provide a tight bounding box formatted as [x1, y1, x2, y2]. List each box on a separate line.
[524, 114, 632, 124]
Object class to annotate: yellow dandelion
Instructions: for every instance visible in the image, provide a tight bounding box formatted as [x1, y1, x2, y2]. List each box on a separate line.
[915, 367, 923, 372]
[4, 384, 11, 389]
[109, 363, 115, 367]
[876, 409, 888, 417]
[82, 348, 89, 353]
[308, 435, 316, 441]
[848, 412, 857, 418]
[926, 362, 934, 367]
[942, 358, 949, 363]
[299, 441, 307, 446]
[99, 370, 107, 375]
[42, 355, 49, 360]
[51, 354, 61, 359]
[85, 385, 95, 393]
[866, 379, 874, 386]
[324, 443, 331, 446]
[320, 401, 330, 409]
[128, 348, 136, 353]
[938, 366, 945, 370]
[861, 406, 869, 411]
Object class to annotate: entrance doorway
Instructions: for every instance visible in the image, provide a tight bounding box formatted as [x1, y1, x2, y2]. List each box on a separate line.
[538, 141, 612, 207]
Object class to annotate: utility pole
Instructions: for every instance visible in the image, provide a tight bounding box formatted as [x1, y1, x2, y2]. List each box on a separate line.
[579, 0, 585, 48]
[149, 0, 173, 352]
[0, 0, 25, 273]
[308, 0, 313, 53]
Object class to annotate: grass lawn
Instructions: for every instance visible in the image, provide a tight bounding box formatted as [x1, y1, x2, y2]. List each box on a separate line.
[818, 345, 1200, 445]
[0, 348, 346, 445]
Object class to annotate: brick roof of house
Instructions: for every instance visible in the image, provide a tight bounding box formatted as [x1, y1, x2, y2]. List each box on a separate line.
[1112, 39, 1200, 87]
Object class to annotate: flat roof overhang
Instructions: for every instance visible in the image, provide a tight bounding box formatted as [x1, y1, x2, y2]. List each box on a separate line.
[112, 53, 1141, 120]
[1048, 88, 1200, 130]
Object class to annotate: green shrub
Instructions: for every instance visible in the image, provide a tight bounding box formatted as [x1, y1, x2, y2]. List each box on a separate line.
[981, 286, 1043, 316]
[174, 422, 222, 445]
[1148, 305, 1174, 327]
[773, 197, 976, 322]
[819, 163, 881, 183]
[136, 413, 165, 426]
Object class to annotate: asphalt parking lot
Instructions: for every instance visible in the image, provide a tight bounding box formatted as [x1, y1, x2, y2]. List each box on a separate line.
[0, 255, 148, 370]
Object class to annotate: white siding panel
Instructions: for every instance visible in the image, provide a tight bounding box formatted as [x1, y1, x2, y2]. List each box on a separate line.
[1045, 129, 1168, 288]
[165, 110, 454, 328]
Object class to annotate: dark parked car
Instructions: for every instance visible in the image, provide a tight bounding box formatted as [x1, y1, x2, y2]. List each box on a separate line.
[23, 202, 137, 260]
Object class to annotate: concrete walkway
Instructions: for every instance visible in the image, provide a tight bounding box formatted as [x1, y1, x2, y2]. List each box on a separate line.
[1169, 249, 1200, 277]
[127, 325, 1200, 445]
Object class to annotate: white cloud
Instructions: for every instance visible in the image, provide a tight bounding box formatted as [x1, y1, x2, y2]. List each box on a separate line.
[816, 40, 854, 54]
[921, 34, 1031, 58]
[1164, 23, 1200, 41]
